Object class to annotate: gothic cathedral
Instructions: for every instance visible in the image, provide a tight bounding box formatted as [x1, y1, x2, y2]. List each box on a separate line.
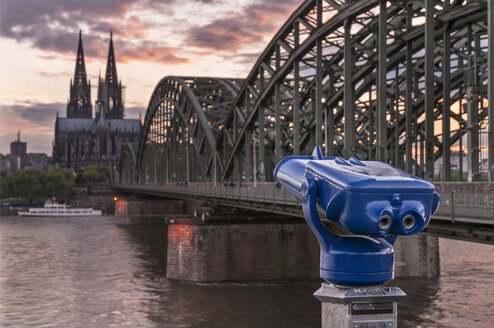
[53, 31, 141, 173]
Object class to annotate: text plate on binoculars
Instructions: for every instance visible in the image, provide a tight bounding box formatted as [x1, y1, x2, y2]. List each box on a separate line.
[351, 322, 392, 328]
[345, 287, 405, 300]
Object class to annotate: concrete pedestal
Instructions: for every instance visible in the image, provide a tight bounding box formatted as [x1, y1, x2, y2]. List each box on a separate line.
[314, 283, 406, 328]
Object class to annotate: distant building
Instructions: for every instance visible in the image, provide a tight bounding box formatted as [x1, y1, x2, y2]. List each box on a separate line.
[0, 131, 51, 174]
[0, 153, 20, 175]
[10, 130, 27, 161]
[28, 153, 50, 172]
[53, 31, 141, 172]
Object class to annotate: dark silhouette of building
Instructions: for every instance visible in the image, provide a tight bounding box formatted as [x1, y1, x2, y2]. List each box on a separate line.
[67, 31, 92, 119]
[96, 32, 125, 119]
[1, 131, 51, 174]
[10, 130, 27, 160]
[53, 31, 141, 172]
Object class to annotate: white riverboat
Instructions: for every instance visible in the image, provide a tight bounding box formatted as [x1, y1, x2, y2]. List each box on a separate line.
[18, 202, 102, 217]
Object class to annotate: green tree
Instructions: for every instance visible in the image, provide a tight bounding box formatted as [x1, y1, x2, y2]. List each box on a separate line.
[52, 167, 74, 184]
[0, 174, 14, 198]
[15, 168, 45, 203]
[0, 167, 73, 203]
[83, 164, 101, 183]
[75, 165, 110, 184]
[97, 165, 110, 175]
[46, 170, 73, 201]
[74, 173, 88, 184]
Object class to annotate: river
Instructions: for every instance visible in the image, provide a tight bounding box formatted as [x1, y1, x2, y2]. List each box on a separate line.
[1, 216, 493, 327]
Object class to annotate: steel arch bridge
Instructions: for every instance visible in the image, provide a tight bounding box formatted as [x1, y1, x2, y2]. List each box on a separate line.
[121, 0, 493, 185]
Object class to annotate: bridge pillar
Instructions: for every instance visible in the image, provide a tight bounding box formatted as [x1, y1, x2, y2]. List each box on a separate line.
[393, 234, 440, 278]
[114, 197, 205, 224]
[115, 198, 186, 215]
[113, 197, 440, 280]
[166, 218, 320, 281]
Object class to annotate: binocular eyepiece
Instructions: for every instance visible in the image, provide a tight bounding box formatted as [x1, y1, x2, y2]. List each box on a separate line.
[275, 146, 439, 287]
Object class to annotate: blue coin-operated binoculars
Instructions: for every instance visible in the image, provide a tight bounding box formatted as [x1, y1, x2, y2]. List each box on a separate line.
[275, 146, 439, 287]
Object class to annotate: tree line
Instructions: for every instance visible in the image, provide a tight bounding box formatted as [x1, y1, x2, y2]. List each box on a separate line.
[0, 168, 74, 204]
[1, 164, 112, 205]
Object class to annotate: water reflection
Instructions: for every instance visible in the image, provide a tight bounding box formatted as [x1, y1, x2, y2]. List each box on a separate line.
[391, 277, 442, 327]
[1, 216, 493, 328]
[117, 221, 321, 327]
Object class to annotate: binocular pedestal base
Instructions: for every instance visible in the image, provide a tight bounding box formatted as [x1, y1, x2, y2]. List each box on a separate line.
[314, 283, 406, 328]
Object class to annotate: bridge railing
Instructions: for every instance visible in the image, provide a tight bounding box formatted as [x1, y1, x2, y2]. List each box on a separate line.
[435, 191, 494, 222]
[159, 182, 300, 206]
[115, 183, 494, 224]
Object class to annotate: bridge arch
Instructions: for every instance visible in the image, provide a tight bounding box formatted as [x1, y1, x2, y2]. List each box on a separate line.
[136, 77, 242, 183]
[119, 143, 137, 184]
[122, 0, 491, 184]
[217, 0, 490, 182]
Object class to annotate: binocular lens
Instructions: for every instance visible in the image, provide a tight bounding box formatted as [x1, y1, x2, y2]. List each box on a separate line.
[402, 214, 416, 230]
[378, 215, 392, 230]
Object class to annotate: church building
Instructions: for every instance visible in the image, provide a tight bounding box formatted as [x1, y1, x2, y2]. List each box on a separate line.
[53, 31, 141, 173]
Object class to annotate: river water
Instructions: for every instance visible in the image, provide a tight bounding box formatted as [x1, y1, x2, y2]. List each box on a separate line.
[1, 216, 493, 327]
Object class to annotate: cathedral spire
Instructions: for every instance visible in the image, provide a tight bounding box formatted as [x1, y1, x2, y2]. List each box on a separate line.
[67, 31, 92, 118]
[97, 31, 124, 119]
[105, 31, 118, 86]
[74, 30, 88, 87]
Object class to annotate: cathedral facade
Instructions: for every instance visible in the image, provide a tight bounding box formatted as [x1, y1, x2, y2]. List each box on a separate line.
[53, 32, 141, 173]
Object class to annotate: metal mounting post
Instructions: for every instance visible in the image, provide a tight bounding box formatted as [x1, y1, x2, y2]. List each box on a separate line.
[314, 283, 405, 328]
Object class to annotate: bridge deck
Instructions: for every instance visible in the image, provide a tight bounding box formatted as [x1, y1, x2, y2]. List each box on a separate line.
[112, 183, 494, 244]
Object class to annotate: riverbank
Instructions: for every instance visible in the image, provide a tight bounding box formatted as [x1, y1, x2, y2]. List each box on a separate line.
[0, 183, 115, 217]
[70, 183, 116, 214]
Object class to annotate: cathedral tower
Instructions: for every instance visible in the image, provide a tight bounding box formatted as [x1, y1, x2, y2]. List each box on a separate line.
[67, 31, 92, 118]
[96, 32, 124, 119]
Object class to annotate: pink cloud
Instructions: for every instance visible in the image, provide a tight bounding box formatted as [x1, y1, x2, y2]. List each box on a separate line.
[187, 0, 299, 52]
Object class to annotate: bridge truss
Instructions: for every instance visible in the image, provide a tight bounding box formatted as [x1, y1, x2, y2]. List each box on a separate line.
[121, 0, 493, 184]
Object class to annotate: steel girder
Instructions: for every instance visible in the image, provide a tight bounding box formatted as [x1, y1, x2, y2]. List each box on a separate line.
[120, 143, 137, 183]
[216, 0, 490, 183]
[136, 77, 242, 183]
[123, 0, 491, 184]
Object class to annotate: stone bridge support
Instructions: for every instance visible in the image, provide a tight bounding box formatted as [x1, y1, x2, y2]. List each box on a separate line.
[394, 235, 440, 278]
[114, 198, 440, 282]
[166, 218, 320, 281]
[167, 219, 440, 281]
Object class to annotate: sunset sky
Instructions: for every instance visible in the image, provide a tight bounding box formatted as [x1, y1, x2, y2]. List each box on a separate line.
[0, 0, 300, 154]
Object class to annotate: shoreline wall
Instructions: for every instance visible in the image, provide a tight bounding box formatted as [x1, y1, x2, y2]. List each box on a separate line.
[70, 184, 115, 214]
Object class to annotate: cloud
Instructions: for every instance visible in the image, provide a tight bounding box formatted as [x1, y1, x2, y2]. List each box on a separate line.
[125, 105, 146, 119]
[0, 0, 124, 57]
[0, 0, 299, 65]
[0, 0, 133, 40]
[0, 0, 185, 63]
[0, 0, 135, 35]
[0, 102, 64, 154]
[117, 41, 190, 64]
[186, 0, 299, 52]
[234, 51, 263, 65]
[37, 71, 72, 79]
[88, 15, 151, 39]
[0, 102, 64, 128]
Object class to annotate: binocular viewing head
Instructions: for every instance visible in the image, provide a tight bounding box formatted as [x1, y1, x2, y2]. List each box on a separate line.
[275, 146, 439, 287]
